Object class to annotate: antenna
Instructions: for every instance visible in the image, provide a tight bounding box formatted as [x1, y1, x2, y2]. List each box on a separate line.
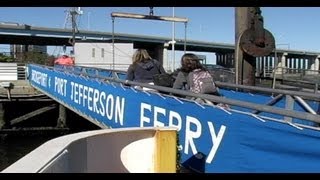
[87, 11, 91, 30]
[77, 7, 83, 15]
[64, 7, 83, 55]
[149, 7, 154, 16]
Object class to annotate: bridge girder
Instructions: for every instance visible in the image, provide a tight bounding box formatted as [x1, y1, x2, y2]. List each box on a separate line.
[0, 24, 318, 57]
[0, 35, 71, 46]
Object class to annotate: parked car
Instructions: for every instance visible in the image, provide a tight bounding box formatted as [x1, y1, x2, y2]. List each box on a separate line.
[203, 64, 235, 83]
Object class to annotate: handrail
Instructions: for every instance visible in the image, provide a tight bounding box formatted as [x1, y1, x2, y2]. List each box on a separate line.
[56, 64, 320, 101]
[0, 62, 27, 80]
[215, 81, 320, 101]
[38, 65, 320, 124]
[272, 66, 320, 92]
[107, 77, 320, 123]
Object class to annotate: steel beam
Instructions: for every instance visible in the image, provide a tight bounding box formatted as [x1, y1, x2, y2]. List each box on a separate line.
[10, 104, 57, 125]
[0, 24, 318, 56]
[111, 12, 188, 23]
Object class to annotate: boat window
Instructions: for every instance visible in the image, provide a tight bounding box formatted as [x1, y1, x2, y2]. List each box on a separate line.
[101, 48, 105, 58]
[92, 48, 95, 58]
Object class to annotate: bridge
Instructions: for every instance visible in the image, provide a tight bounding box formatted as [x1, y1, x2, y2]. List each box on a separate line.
[0, 24, 320, 78]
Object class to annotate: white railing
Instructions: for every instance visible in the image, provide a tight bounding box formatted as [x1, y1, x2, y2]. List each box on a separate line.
[0, 63, 26, 80]
[272, 66, 320, 92]
[75, 63, 131, 72]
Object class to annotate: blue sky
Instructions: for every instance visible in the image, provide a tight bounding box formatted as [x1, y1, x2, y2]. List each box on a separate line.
[0, 7, 319, 64]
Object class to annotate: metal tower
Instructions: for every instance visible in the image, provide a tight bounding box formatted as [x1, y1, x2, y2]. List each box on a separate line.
[63, 7, 83, 54]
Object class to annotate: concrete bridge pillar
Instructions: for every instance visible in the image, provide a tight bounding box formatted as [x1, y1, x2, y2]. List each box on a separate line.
[144, 45, 166, 72]
[216, 53, 221, 65]
[57, 104, 67, 128]
[216, 52, 234, 68]
[307, 55, 320, 75]
[153, 45, 164, 66]
[162, 43, 170, 72]
[316, 55, 320, 74]
[0, 103, 5, 129]
[275, 52, 287, 75]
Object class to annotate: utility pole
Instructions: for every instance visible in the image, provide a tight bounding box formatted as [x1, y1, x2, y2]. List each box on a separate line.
[64, 7, 83, 55]
[235, 7, 275, 86]
[87, 11, 91, 30]
[171, 7, 176, 72]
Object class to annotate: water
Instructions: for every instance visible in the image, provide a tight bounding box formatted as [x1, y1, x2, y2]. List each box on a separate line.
[0, 134, 60, 171]
[0, 105, 100, 172]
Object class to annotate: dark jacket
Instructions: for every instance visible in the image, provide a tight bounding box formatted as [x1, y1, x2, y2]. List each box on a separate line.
[173, 71, 189, 90]
[126, 59, 166, 83]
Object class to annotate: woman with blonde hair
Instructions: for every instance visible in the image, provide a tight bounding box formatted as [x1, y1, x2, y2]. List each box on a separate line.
[126, 49, 166, 84]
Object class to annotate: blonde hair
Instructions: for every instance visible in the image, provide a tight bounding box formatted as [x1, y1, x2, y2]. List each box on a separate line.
[132, 49, 152, 64]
